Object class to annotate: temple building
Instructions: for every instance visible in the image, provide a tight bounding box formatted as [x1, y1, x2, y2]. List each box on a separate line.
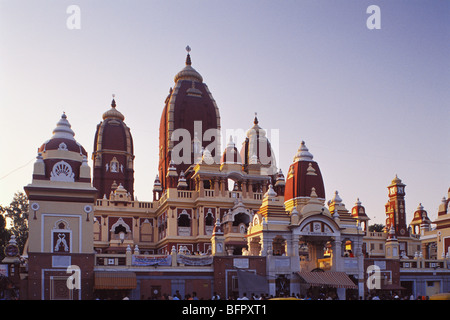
[8, 48, 450, 300]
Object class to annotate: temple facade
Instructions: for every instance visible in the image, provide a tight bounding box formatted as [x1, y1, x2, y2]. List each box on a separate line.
[7, 49, 449, 300]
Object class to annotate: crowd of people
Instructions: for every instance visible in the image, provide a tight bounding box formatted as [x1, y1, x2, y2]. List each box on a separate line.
[136, 290, 429, 301]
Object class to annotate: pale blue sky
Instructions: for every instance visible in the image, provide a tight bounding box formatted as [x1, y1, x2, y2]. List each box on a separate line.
[0, 0, 449, 225]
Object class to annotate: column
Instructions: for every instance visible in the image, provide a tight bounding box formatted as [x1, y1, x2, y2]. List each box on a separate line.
[242, 180, 247, 198]
[248, 180, 254, 199]
[332, 237, 342, 271]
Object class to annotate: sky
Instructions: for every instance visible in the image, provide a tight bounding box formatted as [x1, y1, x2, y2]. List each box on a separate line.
[0, 0, 448, 225]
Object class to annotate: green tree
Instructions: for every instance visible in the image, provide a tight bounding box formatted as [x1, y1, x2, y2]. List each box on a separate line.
[368, 223, 385, 232]
[0, 192, 29, 255]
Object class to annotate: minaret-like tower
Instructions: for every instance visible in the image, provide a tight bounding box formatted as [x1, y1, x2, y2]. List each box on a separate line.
[24, 113, 97, 300]
[284, 141, 325, 213]
[385, 175, 407, 237]
[92, 96, 135, 199]
[158, 46, 221, 191]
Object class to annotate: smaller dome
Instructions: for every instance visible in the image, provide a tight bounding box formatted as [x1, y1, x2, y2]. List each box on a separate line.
[264, 184, 277, 198]
[102, 98, 125, 121]
[275, 168, 285, 186]
[246, 114, 266, 138]
[221, 136, 242, 164]
[351, 198, 369, 219]
[174, 52, 203, 83]
[391, 174, 403, 185]
[411, 203, 431, 224]
[331, 190, 343, 204]
[39, 113, 87, 155]
[52, 112, 75, 140]
[293, 141, 313, 162]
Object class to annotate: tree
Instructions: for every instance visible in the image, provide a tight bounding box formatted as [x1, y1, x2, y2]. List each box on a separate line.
[0, 192, 29, 256]
[368, 223, 385, 232]
[0, 214, 11, 261]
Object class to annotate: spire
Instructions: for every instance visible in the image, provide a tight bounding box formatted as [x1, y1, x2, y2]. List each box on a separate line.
[293, 141, 314, 162]
[52, 112, 76, 140]
[102, 95, 124, 120]
[174, 45, 203, 83]
[185, 45, 192, 65]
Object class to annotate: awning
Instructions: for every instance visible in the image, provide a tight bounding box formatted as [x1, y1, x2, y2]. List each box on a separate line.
[94, 271, 137, 290]
[297, 271, 358, 289]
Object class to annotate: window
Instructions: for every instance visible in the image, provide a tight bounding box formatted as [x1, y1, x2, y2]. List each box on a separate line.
[110, 157, 120, 173]
[140, 219, 153, 242]
[205, 209, 215, 235]
[178, 211, 191, 227]
[52, 220, 71, 253]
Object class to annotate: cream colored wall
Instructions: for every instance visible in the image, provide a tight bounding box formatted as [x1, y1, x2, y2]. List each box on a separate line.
[28, 200, 93, 254]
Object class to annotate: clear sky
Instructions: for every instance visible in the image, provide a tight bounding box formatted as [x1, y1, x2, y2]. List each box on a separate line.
[0, 0, 448, 225]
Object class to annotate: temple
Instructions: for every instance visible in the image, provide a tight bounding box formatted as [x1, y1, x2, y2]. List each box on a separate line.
[3, 48, 449, 300]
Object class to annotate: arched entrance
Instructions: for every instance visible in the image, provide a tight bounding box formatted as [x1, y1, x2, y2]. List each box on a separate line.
[293, 215, 341, 272]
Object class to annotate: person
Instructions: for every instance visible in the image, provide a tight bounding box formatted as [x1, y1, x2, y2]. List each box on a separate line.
[192, 292, 199, 300]
[212, 292, 220, 300]
[238, 293, 249, 300]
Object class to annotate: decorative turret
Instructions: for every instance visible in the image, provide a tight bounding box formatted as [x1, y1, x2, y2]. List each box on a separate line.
[240, 114, 277, 175]
[211, 216, 225, 256]
[152, 175, 163, 201]
[284, 141, 325, 213]
[410, 203, 432, 235]
[33, 113, 90, 183]
[221, 136, 242, 165]
[385, 175, 408, 237]
[437, 188, 450, 216]
[351, 198, 370, 232]
[177, 171, 188, 189]
[274, 168, 285, 195]
[92, 96, 134, 199]
[158, 47, 221, 191]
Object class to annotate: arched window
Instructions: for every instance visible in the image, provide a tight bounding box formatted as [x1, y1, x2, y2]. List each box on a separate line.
[140, 219, 153, 242]
[114, 224, 127, 234]
[232, 212, 250, 226]
[93, 217, 101, 241]
[110, 157, 120, 173]
[178, 210, 191, 227]
[205, 209, 214, 226]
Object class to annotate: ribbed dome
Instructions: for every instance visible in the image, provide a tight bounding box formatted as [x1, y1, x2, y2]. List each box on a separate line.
[284, 141, 325, 203]
[102, 98, 125, 121]
[52, 112, 75, 140]
[39, 113, 87, 155]
[174, 53, 203, 83]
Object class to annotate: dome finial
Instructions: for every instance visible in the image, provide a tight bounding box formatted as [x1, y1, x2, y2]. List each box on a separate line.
[185, 45, 192, 65]
[111, 94, 116, 108]
[254, 112, 258, 125]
